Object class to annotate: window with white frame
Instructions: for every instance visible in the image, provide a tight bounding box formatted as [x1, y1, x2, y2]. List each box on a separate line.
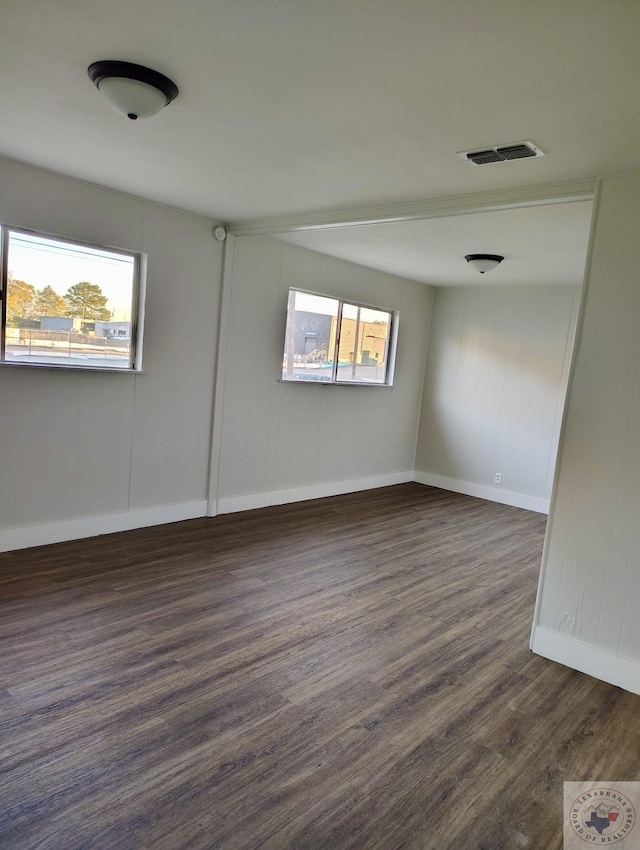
[0, 226, 144, 371]
[282, 289, 397, 385]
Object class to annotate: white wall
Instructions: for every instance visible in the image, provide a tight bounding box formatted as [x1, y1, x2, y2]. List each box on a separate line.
[532, 174, 640, 695]
[214, 235, 434, 512]
[414, 285, 580, 513]
[0, 157, 223, 549]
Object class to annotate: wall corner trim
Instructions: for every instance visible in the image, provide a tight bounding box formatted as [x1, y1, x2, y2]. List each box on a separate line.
[531, 625, 640, 696]
[0, 500, 208, 552]
[413, 471, 550, 514]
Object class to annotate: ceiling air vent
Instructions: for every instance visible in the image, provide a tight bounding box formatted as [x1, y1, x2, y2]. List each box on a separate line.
[458, 141, 544, 166]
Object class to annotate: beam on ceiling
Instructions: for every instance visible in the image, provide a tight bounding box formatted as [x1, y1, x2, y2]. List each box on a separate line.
[228, 180, 595, 236]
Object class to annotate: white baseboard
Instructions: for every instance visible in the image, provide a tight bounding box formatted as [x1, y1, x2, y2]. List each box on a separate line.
[216, 470, 414, 515]
[531, 625, 640, 696]
[0, 470, 547, 552]
[413, 471, 549, 514]
[0, 500, 208, 553]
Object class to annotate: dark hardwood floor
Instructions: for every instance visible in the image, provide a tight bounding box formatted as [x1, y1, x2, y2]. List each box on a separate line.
[1, 483, 639, 849]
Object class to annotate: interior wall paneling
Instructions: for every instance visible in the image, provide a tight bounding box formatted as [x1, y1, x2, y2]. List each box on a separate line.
[414, 284, 580, 511]
[216, 236, 433, 508]
[0, 157, 223, 547]
[532, 173, 640, 686]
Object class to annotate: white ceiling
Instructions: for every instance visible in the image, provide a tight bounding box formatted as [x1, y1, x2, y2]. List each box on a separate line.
[274, 201, 593, 287]
[0, 0, 633, 285]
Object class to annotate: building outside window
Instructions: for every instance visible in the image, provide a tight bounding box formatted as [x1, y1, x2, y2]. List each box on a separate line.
[1, 227, 143, 371]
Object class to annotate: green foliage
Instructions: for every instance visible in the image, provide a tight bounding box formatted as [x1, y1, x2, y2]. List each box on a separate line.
[64, 281, 111, 322]
[6, 277, 36, 324]
[34, 285, 68, 317]
[14, 318, 40, 329]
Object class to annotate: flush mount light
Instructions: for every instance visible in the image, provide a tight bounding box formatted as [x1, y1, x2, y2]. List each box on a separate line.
[88, 61, 178, 120]
[465, 254, 504, 274]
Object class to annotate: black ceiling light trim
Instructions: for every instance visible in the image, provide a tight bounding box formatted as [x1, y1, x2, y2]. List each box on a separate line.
[88, 61, 178, 103]
[88, 61, 179, 117]
[465, 254, 505, 274]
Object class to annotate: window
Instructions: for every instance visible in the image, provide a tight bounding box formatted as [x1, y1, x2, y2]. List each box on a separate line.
[282, 289, 397, 385]
[0, 226, 143, 371]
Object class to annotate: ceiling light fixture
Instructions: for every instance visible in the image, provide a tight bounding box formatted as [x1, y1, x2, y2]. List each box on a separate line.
[465, 254, 504, 274]
[88, 61, 178, 120]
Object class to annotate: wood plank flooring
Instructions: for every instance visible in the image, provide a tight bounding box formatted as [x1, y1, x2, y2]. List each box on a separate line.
[1, 483, 639, 849]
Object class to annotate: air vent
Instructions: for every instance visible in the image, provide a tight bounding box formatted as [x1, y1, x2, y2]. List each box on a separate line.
[467, 149, 504, 165]
[458, 141, 544, 165]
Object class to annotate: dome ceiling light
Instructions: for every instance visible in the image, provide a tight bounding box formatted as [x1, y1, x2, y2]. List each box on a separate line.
[465, 254, 505, 274]
[88, 60, 178, 120]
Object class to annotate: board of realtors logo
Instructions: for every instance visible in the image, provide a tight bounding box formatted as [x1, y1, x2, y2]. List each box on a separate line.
[570, 788, 636, 843]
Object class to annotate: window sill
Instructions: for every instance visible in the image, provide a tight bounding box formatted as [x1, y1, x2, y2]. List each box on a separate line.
[279, 378, 392, 387]
[0, 361, 144, 374]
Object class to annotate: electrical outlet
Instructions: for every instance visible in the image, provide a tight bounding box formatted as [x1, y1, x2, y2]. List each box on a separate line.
[494, 473, 502, 484]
